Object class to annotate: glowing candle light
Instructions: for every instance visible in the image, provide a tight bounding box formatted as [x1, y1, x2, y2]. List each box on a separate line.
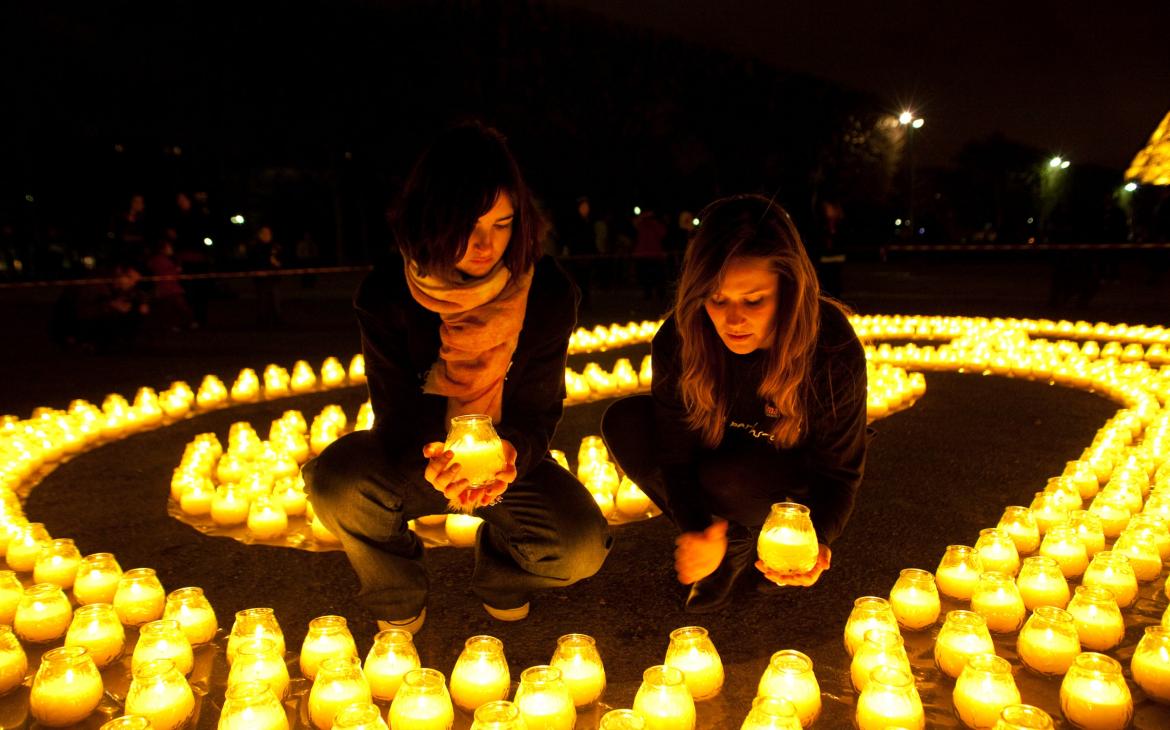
[664, 626, 724, 701]
[14, 582, 73, 643]
[113, 567, 166, 626]
[309, 655, 372, 730]
[1029, 491, 1070, 535]
[632, 664, 695, 730]
[1059, 653, 1133, 730]
[740, 696, 801, 730]
[449, 635, 511, 713]
[0, 626, 28, 695]
[936, 545, 983, 600]
[975, 528, 1021, 576]
[227, 607, 285, 664]
[6, 521, 50, 573]
[851, 628, 910, 692]
[218, 680, 289, 730]
[33, 537, 81, 588]
[1112, 527, 1163, 582]
[757, 503, 819, 575]
[844, 596, 900, 656]
[855, 666, 924, 730]
[364, 628, 421, 702]
[124, 658, 195, 730]
[616, 477, 652, 517]
[1066, 585, 1125, 652]
[934, 610, 995, 679]
[1131, 625, 1170, 703]
[0, 570, 22, 624]
[998, 506, 1040, 554]
[445, 415, 506, 490]
[247, 495, 289, 540]
[550, 633, 606, 707]
[163, 586, 219, 645]
[993, 703, 1054, 729]
[1067, 510, 1106, 557]
[228, 636, 290, 700]
[72, 552, 122, 605]
[64, 603, 126, 668]
[389, 667, 455, 730]
[1080, 551, 1138, 608]
[888, 568, 941, 630]
[29, 646, 104, 727]
[179, 478, 215, 516]
[757, 650, 820, 727]
[953, 653, 1021, 729]
[1038, 524, 1088, 578]
[970, 571, 1027, 634]
[132, 619, 194, 676]
[1015, 555, 1070, 610]
[1016, 606, 1081, 676]
[212, 483, 251, 526]
[445, 513, 484, 547]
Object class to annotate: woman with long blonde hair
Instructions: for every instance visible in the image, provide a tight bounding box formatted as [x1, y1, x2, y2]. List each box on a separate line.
[602, 193, 867, 612]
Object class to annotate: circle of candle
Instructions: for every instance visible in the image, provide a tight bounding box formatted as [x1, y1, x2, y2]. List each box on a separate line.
[1131, 624, 1170, 703]
[855, 665, 924, 730]
[228, 607, 286, 664]
[73, 552, 123, 605]
[1081, 551, 1138, 608]
[936, 545, 983, 600]
[364, 628, 420, 702]
[445, 414, 506, 489]
[663, 626, 724, 701]
[300, 615, 359, 681]
[851, 628, 910, 692]
[14, 581, 73, 643]
[219, 680, 289, 730]
[33, 537, 81, 588]
[448, 634, 510, 713]
[844, 596, 900, 656]
[888, 568, 941, 630]
[29, 645, 104, 727]
[309, 654, 373, 730]
[998, 507, 1040, 554]
[975, 529, 1021, 576]
[1112, 528, 1163, 582]
[124, 658, 195, 730]
[1059, 652, 1133, 730]
[228, 636, 290, 700]
[389, 667, 455, 730]
[114, 567, 166, 626]
[1015, 556, 1070, 610]
[756, 649, 821, 727]
[970, 571, 1027, 634]
[1038, 523, 1088, 579]
[470, 700, 526, 730]
[0, 625, 28, 695]
[600, 709, 648, 729]
[0, 570, 22, 624]
[65, 602, 126, 668]
[550, 633, 606, 707]
[740, 695, 801, 730]
[163, 586, 219, 645]
[6, 521, 50, 572]
[993, 703, 1054, 729]
[1016, 606, 1080, 676]
[1067, 510, 1106, 557]
[1066, 585, 1125, 651]
[632, 664, 695, 730]
[934, 610, 995, 679]
[953, 653, 1021, 729]
[100, 716, 154, 730]
[445, 514, 484, 547]
[757, 502, 819, 575]
[133, 619, 194, 676]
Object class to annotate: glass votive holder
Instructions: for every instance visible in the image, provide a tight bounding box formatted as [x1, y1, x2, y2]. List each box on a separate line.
[934, 610, 995, 679]
[65, 602, 126, 668]
[14, 582, 73, 643]
[113, 567, 166, 627]
[550, 632, 606, 707]
[1064, 460, 1100, 500]
[227, 607, 286, 664]
[388, 667, 454, 730]
[125, 658, 196, 730]
[515, 665, 577, 730]
[1130, 513, 1170, 560]
[1066, 510, 1106, 557]
[364, 628, 421, 702]
[100, 717, 154, 730]
[1059, 653, 1133, 730]
[975, 529, 1021, 576]
[851, 628, 910, 693]
[1029, 491, 1070, 535]
[449, 635, 511, 714]
[1089, 492, 1132, 538]
[599, 709, 647, 729]
[1038, 524, 1088, 579]
[844, 596, 900, 656]
[248, 494, 289, 541]
[740, 696, 801, 730]
[664, 626, 724, 701]
[308, 655, 372, 730]
[0, 570, 21, 625]
[132, 619, 194, 676]
[470, 700, 525, 730]
[889, 568, 941, 630]
[218, 680, 289, 729]
[300, 615, 359, 681]
[1044, 476, 1084, 512]
[1016, 606, 1080, 676]
[1081, 551, 1138, 608]
[29, 645, 105, 727]
[970, 571, 1027, 634]
[0, 625, 28, 695]
[953, 653, 1021, 729]
[73, 552, 123, 605]
[757, 502, 820, 575]
[1131, 624, 1170, 703]
[936, 545, 983, 600]
[855, 666, 924, 730]
[1112, 528, 1164, 582]
[998, 507, 1040, 555]
[211, 483, 251, 526]
[5, 521, 50, 573]
[1066, 585, 1125, 652]
[632, 664, 695, 730]
[992, 704, 1054, 729]
[1015, 556, 1070, 610]
[227, 636, 290, 700]
[33, 537, 82, 588]
[163, 586, 218, 645]
[757, 649, 821, 727]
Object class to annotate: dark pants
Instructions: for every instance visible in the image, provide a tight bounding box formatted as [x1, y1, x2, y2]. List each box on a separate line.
[303, 431, 613, 621]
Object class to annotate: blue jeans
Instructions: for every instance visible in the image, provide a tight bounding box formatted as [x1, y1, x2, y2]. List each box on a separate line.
[303, 430, 612, 621]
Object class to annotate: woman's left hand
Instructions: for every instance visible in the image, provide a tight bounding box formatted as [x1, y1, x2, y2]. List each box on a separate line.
[755, 544, 831, 587]
[461, 439, 518, 509]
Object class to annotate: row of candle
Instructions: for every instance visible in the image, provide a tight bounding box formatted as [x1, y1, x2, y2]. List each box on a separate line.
[852, 313, 1170, 347]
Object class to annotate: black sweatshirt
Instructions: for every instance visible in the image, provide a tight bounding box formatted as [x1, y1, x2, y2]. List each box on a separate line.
[354, 253, 578, 481]
[650, 302, 868, 543]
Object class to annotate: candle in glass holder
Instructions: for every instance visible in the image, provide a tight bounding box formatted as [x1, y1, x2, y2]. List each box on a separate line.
[247, 495, 288, 540]
[14, 582, 73, 643]
[114, 567, 166, 626]
[65, 603, 126, 668]
[1015, 556, 1070, 610]
[1066, 585, 1125, 652]
[445, 514, 484, 548]
[227, 607, 285, 664]
[757, 649, 821, 727]
[445, 415, 506, 489]
[6, 521, 50, 573]
[1016, 606, 1080, 676]
[1090, 492, 1132, 538]
[934, 610, 995, 679]
[757, 503, 819, 575]
[1132, 624, 1170, 703]
[0, 625, 28, 695]
[228, 636, 290, 700]
[632, 664, 694, 730]
[1081, 551, 1138, 608]
[663, 626, 724, 701]
[953, 653, 1021, 729]
[1029, 491, 1070, 535]
[975, 529, 1021, 576]
[73, 552, 123, 605]
[993, 704, 1054, 729]
[0, 570, 22, 624]
[218, 680, 289, 730]
[970, 571, 1027, 634]
[1064, 460, 1101, 500]
[550, 633, 606, 707]
[1045, 476, 1084, 512]
[855, 666, 924, 730]
[300, 615, 359, 681]
[125, 658, 195, 730]
[998, 507, 1040, 554]
[364, 628, 421, 702]
[212, 484, 251, 526]
[469, 700, 525, 730]
[449, 635, 510, 713]
[1112, 528, 1163, 582]
[741, 696, 801, 730]
[1130, 513, 1170, 560]
[1059, 653, 1132, 730]
[388, 667, 455, 730]
[851, 629, 910, 692]
[29, 646, 104, 727]
[163, 586, 218, 645]
[844, 596, 900, 656]
[600, 709, 647, 730]
[309, 655, 372, 730]
[1067, 510, 1106, 557]
[1038, 524, 1088, 579]
[33, 538, 81, 588]
[936, 545, 983, 600]
[179, 478, 214, 516]
[616, 478, 652, 517]
[133, 619, 194, 676]
[888, 568, 941, 630]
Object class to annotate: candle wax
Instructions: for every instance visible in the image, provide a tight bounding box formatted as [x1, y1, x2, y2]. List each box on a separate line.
[1017, 626, 1079, 675]
[889, 586, 940, 630]
[30, 672, 105, 726]
[389, 694, 455, 730]
[364, 652, 419, 702]
[1061, 678, 1132, 730]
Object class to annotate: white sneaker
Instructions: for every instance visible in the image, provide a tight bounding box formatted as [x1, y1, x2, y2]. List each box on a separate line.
[377, 607, 426, 635]
[483, 602, 529, 621]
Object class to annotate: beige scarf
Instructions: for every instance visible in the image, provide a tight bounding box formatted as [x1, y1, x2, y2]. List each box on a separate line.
[405, 258, 533, 422]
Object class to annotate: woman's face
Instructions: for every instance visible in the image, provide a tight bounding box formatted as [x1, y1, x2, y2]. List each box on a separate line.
[455, 192, 514, 278]
[703, 256, 778, 354]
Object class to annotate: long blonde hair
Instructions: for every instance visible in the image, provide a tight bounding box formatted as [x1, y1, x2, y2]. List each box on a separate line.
[675, 194, 831, 448]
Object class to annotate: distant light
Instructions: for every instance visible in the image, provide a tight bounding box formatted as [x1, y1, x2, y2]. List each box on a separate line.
[1027, 217, 1035, 224]
[895, 218, 903, 226]
[82, 256, 96, 270]
[24, 194, 34, 203]
[1049, 156, 1063, 168]
[344, 151, 353, 160]
[633, 206, 642, 216]
[172, 146, 182, 156]
[113, 143, 124, 153]
[918, 227, 925, 235]
[692, 217, 700, 227]
[203, 237, 214, 247]
[1060, 160, 1070, 169]
[911, 118, 924, 129]
[1124, 182, 1138, 192]
[231, 215, 246, 225]
[898, 111, 913, 125]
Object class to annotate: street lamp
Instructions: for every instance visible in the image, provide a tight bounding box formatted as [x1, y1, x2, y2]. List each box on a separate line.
[899, 111, 925, 234]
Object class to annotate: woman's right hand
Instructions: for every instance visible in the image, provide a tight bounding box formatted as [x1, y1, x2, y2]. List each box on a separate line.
[422, 442, 469, 501]
[674, 519, 728, 584]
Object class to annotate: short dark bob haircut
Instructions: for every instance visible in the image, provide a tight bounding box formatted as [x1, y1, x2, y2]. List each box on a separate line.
[395, 122, 540, 279]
